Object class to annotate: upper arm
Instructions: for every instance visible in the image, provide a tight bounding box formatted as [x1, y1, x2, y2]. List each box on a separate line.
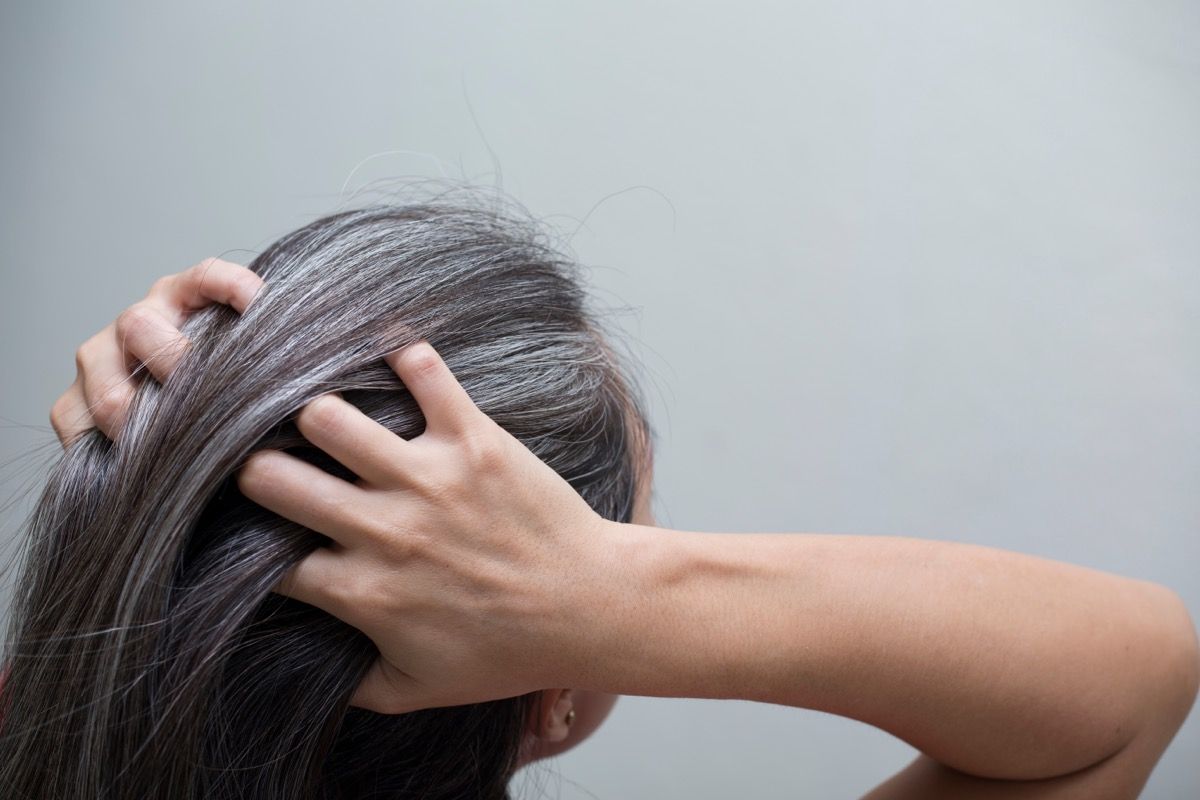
[860, 688, 1194, 800]
[861, 584, 1198, 800]
[859, 749, 1142, 800]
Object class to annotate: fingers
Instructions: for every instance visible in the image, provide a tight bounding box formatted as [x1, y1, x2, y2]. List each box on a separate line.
[49, 381, 92, 447]
[88, 380, 136, 442]
[114, 302, 190, 381]
[74, 326, 138, 441]
[236, 449, 378, 547]
[385, 341, 480, 437]
[272, 544, 346, 614]
[272, 546, 434, 714]
[150, 258, 265, 322]
[55, 259, 263, 446]
[294, 394, 414, 487]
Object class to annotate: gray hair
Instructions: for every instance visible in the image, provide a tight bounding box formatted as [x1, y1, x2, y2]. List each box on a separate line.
[0, 202, 653, 798]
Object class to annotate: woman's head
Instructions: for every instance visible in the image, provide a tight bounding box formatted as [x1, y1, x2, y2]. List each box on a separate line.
[0, 202, 653, 798]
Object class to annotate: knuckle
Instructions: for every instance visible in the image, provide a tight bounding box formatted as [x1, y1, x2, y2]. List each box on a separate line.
[114, 304, 153, 339]
[404, 346, 441, 380]
[294, 562, 356, 613]
[49, 390, 73, 424]
[190, 258, 218, 287]
[379, 526, 418, 557]
[75, 333, 104, 371]
[411, 464, 455, 501]
[461, 431, 504, 471]
[92, 385, 131, 428]
[346, 574, 405, 625]
[233, 268, 262, 299]
[48, 393, 68, 432]
[192, 257, 235, 286]
[355, 565, 411, 612]
[296, 395, 344, 438]
[366, 515, 404, 548]
[319, 485, 358, 523]
[149, 274, 176, 295]
[237, 450, 279, 495]
[352, 499, 408, 547]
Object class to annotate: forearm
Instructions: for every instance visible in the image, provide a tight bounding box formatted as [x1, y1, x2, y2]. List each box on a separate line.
[578, 526, 1199, 781]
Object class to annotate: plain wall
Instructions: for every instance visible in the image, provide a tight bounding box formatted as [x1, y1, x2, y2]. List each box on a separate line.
[1, 2, 1196, 796]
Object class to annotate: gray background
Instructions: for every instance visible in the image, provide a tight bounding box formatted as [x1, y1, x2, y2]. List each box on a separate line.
[1, 1, 1196, 797]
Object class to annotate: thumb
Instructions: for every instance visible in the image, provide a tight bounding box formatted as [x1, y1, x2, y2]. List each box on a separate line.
[349, 658, 431, 715]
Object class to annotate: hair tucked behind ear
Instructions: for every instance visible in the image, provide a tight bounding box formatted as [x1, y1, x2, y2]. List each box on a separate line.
[0, 203, 652, 799]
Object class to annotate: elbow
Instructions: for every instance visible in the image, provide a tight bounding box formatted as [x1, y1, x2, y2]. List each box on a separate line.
[1161, 587, 1200, 720]
[1077, 583, 1199, 788]
[1137, 583, 1199, 745]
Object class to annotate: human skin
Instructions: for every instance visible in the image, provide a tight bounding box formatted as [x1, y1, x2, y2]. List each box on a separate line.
[58, 263, 1200, 799]
[50, 258, 265, 444]
[515, 421, 658, 766]
[47, 259, 623, 762]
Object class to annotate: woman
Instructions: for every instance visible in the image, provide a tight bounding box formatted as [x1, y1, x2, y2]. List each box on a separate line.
[7, 204, 649, 798]
[13, 204, 1200, 798]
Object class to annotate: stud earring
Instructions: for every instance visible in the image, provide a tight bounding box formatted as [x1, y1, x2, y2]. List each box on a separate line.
[564, 708, 576, 726]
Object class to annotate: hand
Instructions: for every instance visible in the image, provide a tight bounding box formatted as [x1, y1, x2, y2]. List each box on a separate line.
[50, 259, 264, 446]
[236, 341, 620, 714]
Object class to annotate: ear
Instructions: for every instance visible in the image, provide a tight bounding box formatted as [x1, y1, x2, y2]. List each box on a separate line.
[526, 688, 576, 743]
[518, 689, 620, 768]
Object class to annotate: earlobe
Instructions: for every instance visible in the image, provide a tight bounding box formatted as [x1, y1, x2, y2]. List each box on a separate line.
[529, 687, 576, 743]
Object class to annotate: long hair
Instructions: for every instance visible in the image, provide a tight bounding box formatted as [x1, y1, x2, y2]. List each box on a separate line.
[0, 203, 652, 798]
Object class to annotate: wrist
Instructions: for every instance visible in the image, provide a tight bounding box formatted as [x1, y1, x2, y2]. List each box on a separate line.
[564, 520, 743, 699]
[556, 519, 663, 693]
